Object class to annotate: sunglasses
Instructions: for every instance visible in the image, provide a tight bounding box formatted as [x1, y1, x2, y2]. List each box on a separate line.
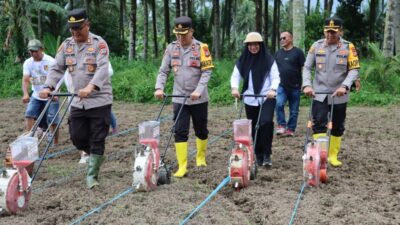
[279, 37, 287, 40]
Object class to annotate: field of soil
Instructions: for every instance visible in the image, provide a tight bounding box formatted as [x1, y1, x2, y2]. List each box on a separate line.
[0, 98, 399, 225]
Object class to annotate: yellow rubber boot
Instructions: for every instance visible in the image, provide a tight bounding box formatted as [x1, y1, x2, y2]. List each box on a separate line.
[313, 133, 327, 140]
[173, 142, 188, 177]
[196, 138, 208, 167]
[328, 135, 342, 167]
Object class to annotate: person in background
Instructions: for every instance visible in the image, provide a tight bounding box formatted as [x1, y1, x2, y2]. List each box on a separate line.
[231, 32, 280, 167]
[275, 31, 305, 137]
[22, 39, 60, 145]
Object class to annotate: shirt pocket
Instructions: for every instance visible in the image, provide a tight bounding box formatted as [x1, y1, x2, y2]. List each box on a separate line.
[83, 56, 97, 75]
[185, 74, 200, 91]
[334, 55, 348, 73]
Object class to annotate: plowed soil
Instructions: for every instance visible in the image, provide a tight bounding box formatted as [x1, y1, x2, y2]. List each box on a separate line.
[0, 98, 399, 225]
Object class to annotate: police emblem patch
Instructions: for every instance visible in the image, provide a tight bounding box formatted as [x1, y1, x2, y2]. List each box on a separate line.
[67, 47, 73, 53]
[202, 46, 210, 57]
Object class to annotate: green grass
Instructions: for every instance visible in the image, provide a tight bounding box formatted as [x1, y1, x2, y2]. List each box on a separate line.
[0, 56, 399, 106]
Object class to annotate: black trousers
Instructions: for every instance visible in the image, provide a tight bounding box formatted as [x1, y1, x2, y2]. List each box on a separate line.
[312, 99, 347, 136]
[69, 104, 111, 155]
[173, 102, 209, 142]
[245, 98, 276, 162]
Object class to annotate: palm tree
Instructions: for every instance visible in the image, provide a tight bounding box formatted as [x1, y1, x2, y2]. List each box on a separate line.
[163, 0, 171, 46]
[2, 0, 65, 61]
[293, 0, 305, 50]
[143, 0, 149, 60]
[212, 0, 220, 59]
[255, 0, 262, 33]
[151, 0, 158, 57]
[383, 0, 395, 57]
[129, 0, 137, 61]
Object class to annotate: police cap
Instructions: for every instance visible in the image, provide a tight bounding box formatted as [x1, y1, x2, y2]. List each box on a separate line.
[324, 17, 343, 32]
[67, 8, 88, 29]
[173, 16, 192, 35]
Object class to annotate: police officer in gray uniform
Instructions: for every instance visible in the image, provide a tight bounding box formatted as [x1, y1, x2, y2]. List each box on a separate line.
[40, 8, 112, 189]
[303, 17, 360, 167]
[154, 16, 214, 178]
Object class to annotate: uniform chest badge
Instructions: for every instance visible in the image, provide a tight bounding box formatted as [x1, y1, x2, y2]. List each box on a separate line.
[192, 51, 199, 57]
[67, 59, 73, 64]
[88, 47, 95, 52]
[173, 51, 179, 57]
[44, 65, 48, 71]
[339, 50, 347, 55]
[66, 47, 73, 53]
[317, 49, 325, 54]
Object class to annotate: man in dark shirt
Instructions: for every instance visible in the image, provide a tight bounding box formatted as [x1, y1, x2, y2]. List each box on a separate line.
[275, 31, 305, 136]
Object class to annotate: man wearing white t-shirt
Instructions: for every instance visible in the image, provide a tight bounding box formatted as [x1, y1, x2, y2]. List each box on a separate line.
[22, 39, 60, 145]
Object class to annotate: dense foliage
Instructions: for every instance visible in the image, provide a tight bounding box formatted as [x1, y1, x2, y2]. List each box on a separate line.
[1, 55, 399, 106]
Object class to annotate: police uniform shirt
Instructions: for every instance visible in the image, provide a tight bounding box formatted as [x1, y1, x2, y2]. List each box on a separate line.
[23, 53, 55, 101]
[155, 38, 214, 105]
[45, 32, 112, 109]
[302, 38, 360, 104]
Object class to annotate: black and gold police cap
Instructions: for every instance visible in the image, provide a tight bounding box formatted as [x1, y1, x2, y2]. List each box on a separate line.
[173, 16, 192, 34]
[324, 17, 343, 32]
[67, 8, 88, 29]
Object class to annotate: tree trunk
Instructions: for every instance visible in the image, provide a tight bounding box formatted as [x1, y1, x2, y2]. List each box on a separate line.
[119, 0, 125, 41]
[85, 0, 90, 15]
[188, 0, 193, 17]
[129, 0, 137, 61]
[323, 0, 328, 16]
[272, 0, 279, 52]
[263, 0, 269, 48]
[383, 0, 395, 57]
[151, 0, 158, 57]
[38, 9, 42, 39]
[307, 0, 310, 16]
[255, 0, 262, 33]
[212, 0, 220, 59]
[369, 0, 376, 42]
[277, 0, 280, 49]
[293, 0, 305, 50]
[176, 0, 180, 17]
[181, 0, 187, 16]
[395, 0, 400, 55]
[143, 0, 149, 60]
[164, 0, 171, 46]
[70, 0, 74, 9]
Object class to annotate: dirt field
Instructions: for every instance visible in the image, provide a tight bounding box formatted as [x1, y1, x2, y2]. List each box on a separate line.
[0, 98, 399, 225]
